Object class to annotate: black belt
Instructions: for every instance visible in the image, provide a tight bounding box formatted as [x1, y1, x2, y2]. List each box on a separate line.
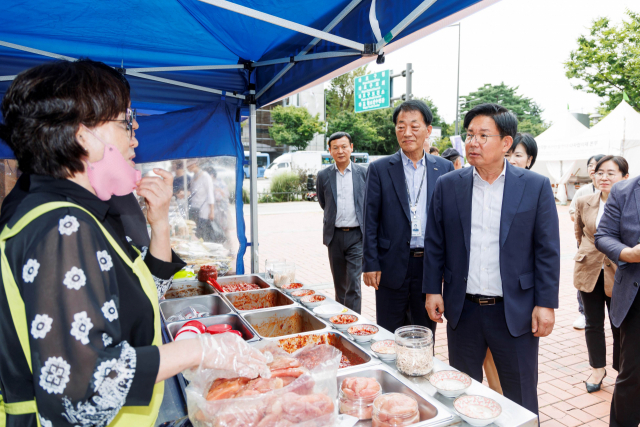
[336, 226, 359, 232]
[410, 249, 424, 258]
[465, 294, 503, 305]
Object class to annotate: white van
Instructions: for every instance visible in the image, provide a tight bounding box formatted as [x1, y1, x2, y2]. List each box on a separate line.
[264, 151, 325, 178]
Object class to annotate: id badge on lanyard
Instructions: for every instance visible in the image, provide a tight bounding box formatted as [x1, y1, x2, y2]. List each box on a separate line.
[406, 155, 426, 238]
[411, 210, 422, 237]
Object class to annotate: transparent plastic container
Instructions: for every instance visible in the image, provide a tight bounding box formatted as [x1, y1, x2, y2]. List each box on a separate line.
[272, 262, 296, 288]
[338, 378, 382, 420]
[264, 258, 286, 281]
[394, 325, 433, 376]
[372, 393, 420, 427]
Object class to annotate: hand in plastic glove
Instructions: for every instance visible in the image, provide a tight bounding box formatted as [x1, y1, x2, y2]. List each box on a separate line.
[198, 332, 273, 379]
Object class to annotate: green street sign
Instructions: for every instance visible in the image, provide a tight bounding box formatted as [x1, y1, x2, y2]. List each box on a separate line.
[355, 70, 390, 113]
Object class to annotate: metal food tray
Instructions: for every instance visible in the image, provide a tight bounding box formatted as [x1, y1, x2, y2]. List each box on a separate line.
[159, 294, 233, 323]
[166, 313, 259, 342]
[225, 288, 297, 313]
[242, 306, 331, 339]
[216, 274, 272, 293]
[274, 330, 380, 371]
[164, 280, 215, 299]
[337, 364, 454, 427]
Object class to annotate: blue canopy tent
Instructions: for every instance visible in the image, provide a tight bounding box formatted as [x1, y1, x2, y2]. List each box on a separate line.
[0, 0, 501, 274]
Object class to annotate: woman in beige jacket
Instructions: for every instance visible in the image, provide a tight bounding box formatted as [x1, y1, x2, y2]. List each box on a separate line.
[574, 155, 627, 392]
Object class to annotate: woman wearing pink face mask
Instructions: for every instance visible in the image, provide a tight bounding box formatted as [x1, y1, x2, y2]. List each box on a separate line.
[0, 60, 270, 427]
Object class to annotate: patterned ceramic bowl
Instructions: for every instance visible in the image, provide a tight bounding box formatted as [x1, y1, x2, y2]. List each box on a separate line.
[329, 314, 359, 331]
[429, 370, 472, 398]
[370, 339, 397, 361]
[347, 324, 379, 342]
[453, 395, 502, 426]
[300, 294, 326, 308]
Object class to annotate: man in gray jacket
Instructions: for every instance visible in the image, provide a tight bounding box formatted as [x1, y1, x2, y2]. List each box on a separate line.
[317, 132, 366, 313]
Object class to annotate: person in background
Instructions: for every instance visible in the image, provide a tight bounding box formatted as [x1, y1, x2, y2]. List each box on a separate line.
[172, 161, 191, 198]
[317, 132, 366, 313]
[441, 148, 463, 170]
[505, 132, 537, 169]
[205, 166, 230, 244]
[363, 100, 454, 333]
[570, 154, 605, 330]
[595, 164, 640, 427]
[423, 103, 560, 415]
[187, 159, 215, 241]
[574, 155, 626, 394]
[428, 146, 440, 156]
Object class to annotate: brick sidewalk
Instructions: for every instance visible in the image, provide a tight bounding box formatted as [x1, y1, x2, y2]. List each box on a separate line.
[244, 203, 614, 426]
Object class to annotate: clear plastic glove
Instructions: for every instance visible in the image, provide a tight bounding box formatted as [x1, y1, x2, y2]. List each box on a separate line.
[197, 332, 272, 379]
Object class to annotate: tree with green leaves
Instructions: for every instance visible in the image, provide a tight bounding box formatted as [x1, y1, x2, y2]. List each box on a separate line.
[565, 10, 640, 113]
[268, 105, 324, 151]
[326, 65, 369, 118]
[459, 83, 548, 136]
[326, 111, 383, 154]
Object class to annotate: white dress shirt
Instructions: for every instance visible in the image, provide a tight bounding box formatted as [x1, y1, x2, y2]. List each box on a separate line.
[190, 170, 215, 219]
[335, 162, 359, 228]
[467, 160, 507, 296]
[400, 150, 427, 249]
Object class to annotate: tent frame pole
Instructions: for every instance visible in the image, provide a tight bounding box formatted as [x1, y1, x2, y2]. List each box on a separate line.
[249, 93, 259, 274]
[252, 50, 361, 67]
[127, 64, 245, 72]
[197, 0, 365, 52]
[375, 0, 439, 51]
[255, 0, 364, 100]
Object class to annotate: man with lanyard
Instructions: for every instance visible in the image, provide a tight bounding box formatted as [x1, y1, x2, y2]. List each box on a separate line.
[363, 100, 454, 333]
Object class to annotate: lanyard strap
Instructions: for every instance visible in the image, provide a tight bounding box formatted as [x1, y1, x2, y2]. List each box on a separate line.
[404, 153, 427, 215]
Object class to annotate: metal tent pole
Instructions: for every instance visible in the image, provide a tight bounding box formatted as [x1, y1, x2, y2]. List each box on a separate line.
[249, 92, 259, 273]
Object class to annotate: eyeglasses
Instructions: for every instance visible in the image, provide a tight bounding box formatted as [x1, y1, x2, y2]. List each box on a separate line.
[107, 108, 137, 139]
[461, 133, 502, 145]
[595, 171, 620, 179]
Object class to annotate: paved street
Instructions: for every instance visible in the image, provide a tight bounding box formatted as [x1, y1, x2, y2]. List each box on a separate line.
[242, 202, 615, 426]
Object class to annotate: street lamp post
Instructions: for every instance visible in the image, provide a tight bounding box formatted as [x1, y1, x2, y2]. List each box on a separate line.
[453, 22, 461, 135]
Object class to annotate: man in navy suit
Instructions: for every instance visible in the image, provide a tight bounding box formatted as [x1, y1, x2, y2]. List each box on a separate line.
[595, 175, 640, 427]
[363, 100, 454, 333]
[423, 103, 560, 415]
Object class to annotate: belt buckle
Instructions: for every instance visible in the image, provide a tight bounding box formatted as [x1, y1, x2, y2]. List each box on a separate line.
[342, 228, 350, 232]
[412, 251, 424, 257]
[479, 298, 495, 306]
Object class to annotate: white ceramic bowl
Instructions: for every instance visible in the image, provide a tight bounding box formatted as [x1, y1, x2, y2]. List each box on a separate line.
[313, 304, 348, 319]
[370, 339, 397, 361]
[429, 370, 472, 398]
[347, 324, 379, 342]
[280, 283, 306, 295]
[329, 314, 359, 331]
[453, 395, 502, 426]
[300, 294, 326, 308]
[289, 289, 315, 302]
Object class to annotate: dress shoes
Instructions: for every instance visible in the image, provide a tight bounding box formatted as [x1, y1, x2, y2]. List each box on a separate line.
[585, 369, 606, 393]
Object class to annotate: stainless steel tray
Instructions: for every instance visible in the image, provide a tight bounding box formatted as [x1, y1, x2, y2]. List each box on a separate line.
[159, 294, 232, 322]
[337, 364, 454, 427]
[225, 288, 296, 312]
[274, 330, 380, 370]
[164, 280, 215, 299]
[216, 274, 272, 292]
[166, 313, 259, 342]
[242, 306, 331, 339]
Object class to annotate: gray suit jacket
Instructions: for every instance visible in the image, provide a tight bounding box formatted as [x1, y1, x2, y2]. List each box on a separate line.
[595, 175, 640, 327]
[317, 163, 366, 246]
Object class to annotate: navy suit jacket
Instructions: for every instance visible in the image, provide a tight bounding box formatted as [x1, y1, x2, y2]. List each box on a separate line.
[595, 176, 640, 328]
[363, 150, 454, 289]
[423, 163, 560, 337]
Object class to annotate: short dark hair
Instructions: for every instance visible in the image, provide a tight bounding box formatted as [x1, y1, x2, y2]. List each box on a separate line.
[328, 132, 352, 148]
[463, 103, 518, 140]
[0, 59, 131, 179]
[587, 154, 606, 166]
[595, 155, 629, 176]
[507, 133, 538, 169]
[441, 148, 461, 163]
[429, 146, 439, 154]
[393, 100, 433, 126]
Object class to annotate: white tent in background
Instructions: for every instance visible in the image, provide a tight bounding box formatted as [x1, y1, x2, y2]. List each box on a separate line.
[532, 101, 640, 203]
[531, 113, 589, 202]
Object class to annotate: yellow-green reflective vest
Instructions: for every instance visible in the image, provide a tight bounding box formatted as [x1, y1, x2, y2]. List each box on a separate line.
[0, 202, 164, 427]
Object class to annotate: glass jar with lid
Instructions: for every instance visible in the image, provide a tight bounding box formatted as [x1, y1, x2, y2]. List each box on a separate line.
[394, 325, 433, 376]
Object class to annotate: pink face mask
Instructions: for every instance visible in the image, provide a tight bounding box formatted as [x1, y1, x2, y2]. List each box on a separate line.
[84, 129, 141, 201]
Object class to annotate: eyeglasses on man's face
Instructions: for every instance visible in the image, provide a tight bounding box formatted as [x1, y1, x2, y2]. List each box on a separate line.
[107, 108, 137, 140]
[461, 132, 502, 145]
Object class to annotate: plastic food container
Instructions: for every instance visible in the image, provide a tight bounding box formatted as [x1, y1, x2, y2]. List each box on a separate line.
[165, 304, 211, 323]
[339, 378, 382, 420]
[175, 320, 207, 341]
[394, 325, 433, 376]
[272, 262, 296, 288]
[197, 264, 218, 283]
[372, 393, 420, 427]
[206, 324, 232, 335]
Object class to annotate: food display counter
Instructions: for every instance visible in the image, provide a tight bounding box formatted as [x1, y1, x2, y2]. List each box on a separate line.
[157, 274, 539, 427]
